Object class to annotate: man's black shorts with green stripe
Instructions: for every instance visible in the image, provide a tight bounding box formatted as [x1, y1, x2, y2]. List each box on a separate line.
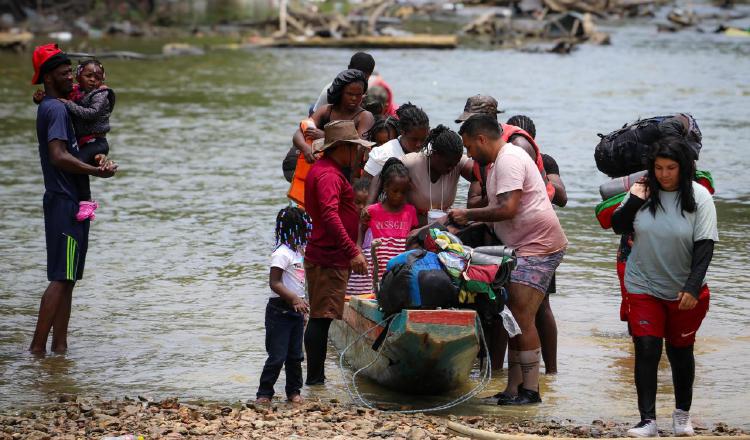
[44, 192, 88, 282]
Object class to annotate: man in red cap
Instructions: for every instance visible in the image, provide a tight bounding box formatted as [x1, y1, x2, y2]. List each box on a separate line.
[29, 43, 118, 354]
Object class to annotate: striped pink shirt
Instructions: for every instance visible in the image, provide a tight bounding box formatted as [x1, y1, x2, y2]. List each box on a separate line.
[366, 202, 419, 279]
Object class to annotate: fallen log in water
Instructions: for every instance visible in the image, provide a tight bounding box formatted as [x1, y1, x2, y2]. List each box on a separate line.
[0, 30, 32, 51]
[265, 34, 458, 49]
[66, 51, 159, 60]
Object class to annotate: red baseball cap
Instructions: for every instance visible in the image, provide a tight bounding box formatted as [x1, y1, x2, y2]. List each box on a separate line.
[31, 43, 70, 85]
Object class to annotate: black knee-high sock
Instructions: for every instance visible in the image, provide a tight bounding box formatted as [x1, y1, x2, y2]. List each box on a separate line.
[304, 318, 332, 384]
[666, 343, 695, 412]
[634, 336, 663, 420]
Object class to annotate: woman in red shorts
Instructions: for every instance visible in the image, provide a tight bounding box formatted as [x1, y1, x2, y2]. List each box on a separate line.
[612, 136, 718, 438]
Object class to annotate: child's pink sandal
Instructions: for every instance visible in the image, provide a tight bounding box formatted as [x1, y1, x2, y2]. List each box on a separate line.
[76, 200, 99, 222]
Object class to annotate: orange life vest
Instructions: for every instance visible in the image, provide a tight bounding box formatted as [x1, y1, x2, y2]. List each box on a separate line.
[501, 123, 555, 201]
[287, 119, 319, 209]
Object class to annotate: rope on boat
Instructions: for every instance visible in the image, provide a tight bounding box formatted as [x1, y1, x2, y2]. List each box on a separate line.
[337, 313, 492, 414]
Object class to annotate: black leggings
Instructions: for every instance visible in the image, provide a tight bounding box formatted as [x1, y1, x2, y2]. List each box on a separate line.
[74, 138, 110, 201]
[634, 336, 695, 420]
[304, 317, 332, 384]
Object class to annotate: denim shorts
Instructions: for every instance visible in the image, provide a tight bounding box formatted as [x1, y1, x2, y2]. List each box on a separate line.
[510, 249, 565, 294]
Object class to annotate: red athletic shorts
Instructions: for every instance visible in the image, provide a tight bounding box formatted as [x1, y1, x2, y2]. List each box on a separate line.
[626, 285, 710, 347]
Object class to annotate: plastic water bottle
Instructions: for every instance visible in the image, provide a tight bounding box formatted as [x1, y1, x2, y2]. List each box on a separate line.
[102, 435, 144, 440]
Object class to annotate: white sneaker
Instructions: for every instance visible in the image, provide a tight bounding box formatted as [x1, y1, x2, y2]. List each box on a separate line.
[673, 409, 695, 437]
[628, 419, 659, 437]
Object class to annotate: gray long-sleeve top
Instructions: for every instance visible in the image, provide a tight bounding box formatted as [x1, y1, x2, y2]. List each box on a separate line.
[64, 88, 115, 139]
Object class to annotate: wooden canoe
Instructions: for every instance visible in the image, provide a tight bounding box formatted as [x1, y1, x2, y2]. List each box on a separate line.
[329, 296, 480, 394]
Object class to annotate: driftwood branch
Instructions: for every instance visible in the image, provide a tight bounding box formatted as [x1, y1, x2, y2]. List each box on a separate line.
[368, 0, 395, 35]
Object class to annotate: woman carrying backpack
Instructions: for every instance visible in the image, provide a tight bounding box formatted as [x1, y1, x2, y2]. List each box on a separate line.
[612, 136, 717, 438]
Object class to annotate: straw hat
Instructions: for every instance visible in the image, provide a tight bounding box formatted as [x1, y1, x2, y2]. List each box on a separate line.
[312, 120, 375, 153]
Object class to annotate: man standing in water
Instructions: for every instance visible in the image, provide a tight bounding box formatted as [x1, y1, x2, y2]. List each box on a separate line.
[29, 44, 118, 354]
[303, 120, 372, 384]
[449, 115, 567, 405]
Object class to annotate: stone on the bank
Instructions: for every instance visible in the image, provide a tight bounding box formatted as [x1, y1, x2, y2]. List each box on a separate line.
[202, 411, 218, 420]
[31, 423, 48, 432]
[123, 405, 141, 416]
[189, 427, 206, 435]
[407, 426, 428, 440]
[96, 414, 119, 429]
[24, 430, 50, 440]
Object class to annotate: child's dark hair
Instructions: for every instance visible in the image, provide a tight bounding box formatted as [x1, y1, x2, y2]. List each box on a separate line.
[425, 124, 463, 163]
[396, 102, 429, 135]
[76, 59, 106, 80]
[507, 115, 536, 139]
[354, 178, 371, 193]
[377, 157, 410, 199]
[644, 136, 696, 217]
[368, 115, 399, 142]
[275, 206, 312, 252]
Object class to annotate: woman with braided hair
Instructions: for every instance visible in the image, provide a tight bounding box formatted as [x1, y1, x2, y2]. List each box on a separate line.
[398, 125, 474, 225]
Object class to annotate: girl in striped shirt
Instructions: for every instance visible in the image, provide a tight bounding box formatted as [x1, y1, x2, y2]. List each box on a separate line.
[361, 158, 419, 280]
[347, 179, 374, 295]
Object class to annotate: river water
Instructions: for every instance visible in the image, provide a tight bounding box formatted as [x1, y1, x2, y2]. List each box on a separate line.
[1, 20, 749, 429]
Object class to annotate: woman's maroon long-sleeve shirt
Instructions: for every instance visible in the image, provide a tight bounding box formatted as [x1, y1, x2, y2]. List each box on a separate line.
[304, 156, 359, 269]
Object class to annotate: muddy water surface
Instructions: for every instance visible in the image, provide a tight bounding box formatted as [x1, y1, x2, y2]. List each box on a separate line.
[1, 24, 749, 428]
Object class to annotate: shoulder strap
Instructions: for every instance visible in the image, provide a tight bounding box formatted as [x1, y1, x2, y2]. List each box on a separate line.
[319, 105, 334, 126]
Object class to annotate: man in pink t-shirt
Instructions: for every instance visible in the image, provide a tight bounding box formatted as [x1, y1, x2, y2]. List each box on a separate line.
[448, 114, 567, 406]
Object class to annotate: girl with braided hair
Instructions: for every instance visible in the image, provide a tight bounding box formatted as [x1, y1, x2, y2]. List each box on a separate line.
[369, 115, 399, 146]
[360, 115, 399, 172]
[363, 102, 430, 184]
[399, 125, 475, 225]
[256, 206, 312, 405]
[360, 158, 419, 280]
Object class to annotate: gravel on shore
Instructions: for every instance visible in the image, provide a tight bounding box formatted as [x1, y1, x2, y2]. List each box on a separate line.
[0, 396, 746, 440]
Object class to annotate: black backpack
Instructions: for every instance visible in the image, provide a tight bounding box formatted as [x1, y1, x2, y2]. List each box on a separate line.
[594, 115, 702, 178]
[377, 249, 458, 316]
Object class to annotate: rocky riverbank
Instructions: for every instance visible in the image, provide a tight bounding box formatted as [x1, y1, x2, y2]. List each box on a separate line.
[0, 396, 747, 440]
